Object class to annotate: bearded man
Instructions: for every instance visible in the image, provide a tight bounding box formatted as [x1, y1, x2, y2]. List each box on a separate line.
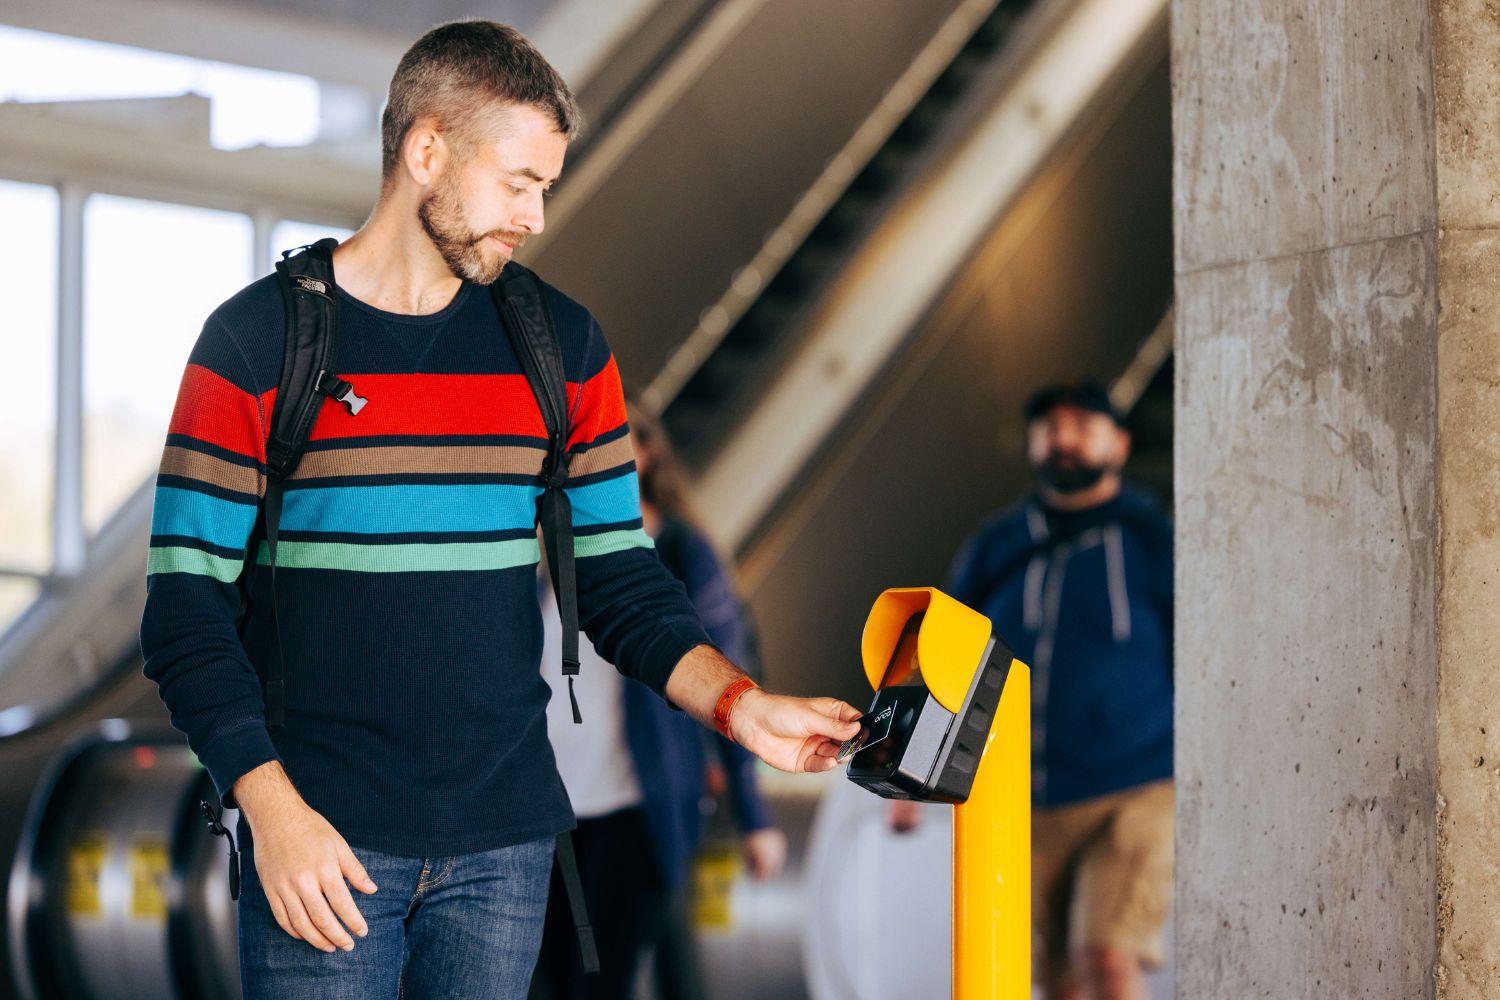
[944, 380, 1174, 1000]
[138, 20, 860, 998]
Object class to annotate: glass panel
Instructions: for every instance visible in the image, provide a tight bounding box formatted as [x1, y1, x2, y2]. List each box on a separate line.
[269, 219, 355, 271]
[0, 179, 59, 574]
[83, 194, 252, 534]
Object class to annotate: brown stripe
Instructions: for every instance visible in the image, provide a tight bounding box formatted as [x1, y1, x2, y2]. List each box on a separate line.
[570, 434, 636, 478]
[290, 444, 545, 480]
[160, 446, 262, 496]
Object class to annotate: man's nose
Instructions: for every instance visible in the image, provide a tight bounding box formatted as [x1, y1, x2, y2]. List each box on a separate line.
[513, 194, 546, 236]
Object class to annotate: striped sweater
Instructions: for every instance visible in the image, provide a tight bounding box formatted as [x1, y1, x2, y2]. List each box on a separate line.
[138, 268, 711, 857]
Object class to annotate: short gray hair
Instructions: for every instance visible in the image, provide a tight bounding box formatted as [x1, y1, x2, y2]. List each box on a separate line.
[380, 20, 583, 182]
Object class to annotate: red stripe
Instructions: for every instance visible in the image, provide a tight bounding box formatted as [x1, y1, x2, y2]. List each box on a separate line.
[306, 368, 631, 443]
[168, 365, 629, 449]
[566, 356, 627, 449]
[167, 363, 269, 461]
[309, 373, 550, 439]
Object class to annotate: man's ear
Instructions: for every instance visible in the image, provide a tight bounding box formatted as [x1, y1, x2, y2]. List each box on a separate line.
[404, 117, 447, 187]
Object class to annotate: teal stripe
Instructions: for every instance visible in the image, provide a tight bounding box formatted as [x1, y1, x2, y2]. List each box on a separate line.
[254, 537, 540, 572]
[281, 483, 542, 534]
[566, 473, 642, 527]
[574, 528, 654, 559]
[151, 486, 257, 550]
[148, 545, 244, 582]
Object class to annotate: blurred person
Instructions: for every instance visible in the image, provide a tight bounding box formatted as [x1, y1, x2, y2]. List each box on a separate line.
[137, 20, 860, 1000]
[533, 404, 786, 1000]
[890, 381, 1172, 1000]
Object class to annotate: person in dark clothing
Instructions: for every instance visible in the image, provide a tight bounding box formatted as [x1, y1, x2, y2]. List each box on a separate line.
[895, 381, 1173, 1000]
[137, 21, 860, 1000]
[534, 403, 784, 1000]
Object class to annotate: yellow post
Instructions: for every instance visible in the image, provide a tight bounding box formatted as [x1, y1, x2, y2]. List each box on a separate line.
[953, 658, 1031, 1000]
[854, 588, 1032, 999]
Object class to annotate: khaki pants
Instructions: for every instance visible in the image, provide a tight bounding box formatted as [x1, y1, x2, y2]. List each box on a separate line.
[1032, 780, 1174, 993]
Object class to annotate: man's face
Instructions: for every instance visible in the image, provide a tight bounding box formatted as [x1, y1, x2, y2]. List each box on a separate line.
[417, 104, 568, 284]
[1026, 404, 1130, 494]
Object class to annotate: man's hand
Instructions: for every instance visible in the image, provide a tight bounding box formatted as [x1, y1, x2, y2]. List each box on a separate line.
[233, 761, 378, 953]
[728, 688, 861, 773]
[663, 645, 861, 774]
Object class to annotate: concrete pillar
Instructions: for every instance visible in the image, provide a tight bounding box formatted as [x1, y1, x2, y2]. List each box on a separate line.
[1172, 2, 1500, 995]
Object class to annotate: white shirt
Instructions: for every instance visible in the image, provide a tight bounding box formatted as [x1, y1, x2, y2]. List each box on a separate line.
[539, 584, 645, 819]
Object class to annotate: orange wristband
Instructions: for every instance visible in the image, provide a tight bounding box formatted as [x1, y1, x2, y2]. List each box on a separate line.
[713, 677, 758, 742]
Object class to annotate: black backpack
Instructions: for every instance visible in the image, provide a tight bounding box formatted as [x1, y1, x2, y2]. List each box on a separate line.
[214, 237, 597, 971]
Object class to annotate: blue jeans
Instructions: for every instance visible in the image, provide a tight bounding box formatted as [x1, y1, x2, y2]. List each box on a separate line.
[238, 834, 555, 999]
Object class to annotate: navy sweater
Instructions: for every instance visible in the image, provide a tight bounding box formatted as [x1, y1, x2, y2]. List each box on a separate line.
[138, 268, 711, 857]
[946, 486, 1174, 806]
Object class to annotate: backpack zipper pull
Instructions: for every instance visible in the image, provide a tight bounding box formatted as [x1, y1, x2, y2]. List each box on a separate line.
[315, 369, 367, 414]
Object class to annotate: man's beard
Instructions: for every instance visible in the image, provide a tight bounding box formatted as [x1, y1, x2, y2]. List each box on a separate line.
[1034, 454, 1111, 494]
[417, 171, 527, 285]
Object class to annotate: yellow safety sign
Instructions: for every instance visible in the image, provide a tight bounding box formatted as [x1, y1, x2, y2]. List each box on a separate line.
[66, 833, 107, 917]
[129, 837, 170, 921]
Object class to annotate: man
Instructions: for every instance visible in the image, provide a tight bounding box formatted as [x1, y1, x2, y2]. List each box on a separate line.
[943, 381, 1173, 1000]
[138, 21, 860, 999]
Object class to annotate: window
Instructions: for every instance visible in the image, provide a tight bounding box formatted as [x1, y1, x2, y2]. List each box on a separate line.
[269, 219, 355, 272]
[82, 194, 253, 533]
[0, 180, 59, 580]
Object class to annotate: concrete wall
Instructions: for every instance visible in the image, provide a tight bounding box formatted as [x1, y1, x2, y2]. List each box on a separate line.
[1173, 1, 1500, 995]
[1431, 1, 1500, 994]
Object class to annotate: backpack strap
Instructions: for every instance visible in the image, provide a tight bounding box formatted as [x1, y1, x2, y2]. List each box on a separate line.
[262, 238, 368, 729]
[489, 262, 584, 726]
[553, 832, 600, 974]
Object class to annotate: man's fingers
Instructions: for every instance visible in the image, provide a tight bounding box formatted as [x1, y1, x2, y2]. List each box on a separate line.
[802, 700, 860, 739]
[339, 842, 378, 895]
[321, 869, 369, 940]
[808, 697, 862, 723]
[282, 892, 336, 952]
[803, 753, 836, 774]
[267, 890, 300, 940]
[296, 874, 354, 951]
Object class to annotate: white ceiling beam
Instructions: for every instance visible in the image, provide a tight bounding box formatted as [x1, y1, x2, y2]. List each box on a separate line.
[0, 103, 376, 224]
[1, 0, 407, 95]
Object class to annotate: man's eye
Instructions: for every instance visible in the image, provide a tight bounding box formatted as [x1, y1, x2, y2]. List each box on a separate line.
[508, 185, 526, 195]
[543, 187, 555, 199]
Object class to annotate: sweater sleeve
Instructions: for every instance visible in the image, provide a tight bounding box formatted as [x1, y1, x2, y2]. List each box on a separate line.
[138, 316, 281, 809]
[563, 317, 712, 699]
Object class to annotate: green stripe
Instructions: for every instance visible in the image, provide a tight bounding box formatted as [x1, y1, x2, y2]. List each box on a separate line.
[253, 537, 540, 572]
[148, 545, 244, 582]
[575, 528, 655, 559]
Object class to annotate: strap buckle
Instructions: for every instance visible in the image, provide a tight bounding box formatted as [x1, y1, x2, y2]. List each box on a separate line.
[315, 369, 367, 415]
[199, 798, 242, 900]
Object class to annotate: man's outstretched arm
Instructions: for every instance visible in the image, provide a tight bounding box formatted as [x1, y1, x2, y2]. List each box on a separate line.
[664, 644, 861, 773]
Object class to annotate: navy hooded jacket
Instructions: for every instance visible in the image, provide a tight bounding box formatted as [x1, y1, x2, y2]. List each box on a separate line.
[946, 485, 1173, 807]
